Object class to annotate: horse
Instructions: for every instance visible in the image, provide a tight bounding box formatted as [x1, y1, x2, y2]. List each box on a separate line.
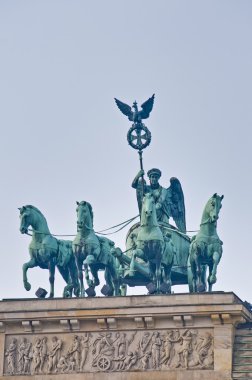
[188, 193, 224, 292]
[19, 205, 80, 298]
[72, 201, 120, 297]
[129, 193, 176, 293]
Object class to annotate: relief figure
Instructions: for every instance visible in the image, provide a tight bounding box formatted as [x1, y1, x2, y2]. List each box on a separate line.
[151, 332, 162, 369]
[66, 335, 80, 372]
[18, 338, 31, 374]
[5, 339, 17, 375]
[80, 333, 91, 371]
[48, 336, 62, 373]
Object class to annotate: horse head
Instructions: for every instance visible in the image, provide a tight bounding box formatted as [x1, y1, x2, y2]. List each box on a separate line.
[76, 201, 94, 231]
[18, 205, 48, 234]
[18, 206, 32, 234]
[204, 193, 224, 224]
[141, 193, 158, 227]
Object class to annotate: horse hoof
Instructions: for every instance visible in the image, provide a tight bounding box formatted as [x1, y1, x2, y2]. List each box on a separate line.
[210, 275, 217, 284]
[24, 282, 31, 291]
[197, 284, 206, 292]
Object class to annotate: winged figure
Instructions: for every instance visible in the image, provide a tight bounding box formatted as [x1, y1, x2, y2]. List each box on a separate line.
[132, 169, 186, 232]
[115, 94, 155, 123]
[165, 177, 186, 232]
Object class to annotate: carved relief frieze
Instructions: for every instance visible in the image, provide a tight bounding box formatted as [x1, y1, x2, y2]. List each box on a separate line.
[3, 329, 214, 375]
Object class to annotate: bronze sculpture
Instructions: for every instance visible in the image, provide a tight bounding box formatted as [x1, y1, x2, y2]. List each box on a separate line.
[114, 94, 155, 124]
[19, 205, 80, 298]
[18, 95, 224, 296]
[129, 193, 175, 293]
[72, 201, 120, 297]
[132, 168, 186, 232]
[188, 193, 223, 292]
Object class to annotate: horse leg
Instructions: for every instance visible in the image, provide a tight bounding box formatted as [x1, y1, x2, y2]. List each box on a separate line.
[189, 254, 198, 293]
[84, 264, 92, 288]
[153, 241, 163, 294]
[57, 265, 72, 297]
[201, 264, 207, 292]
[129, 248, 143, 277]
[104, 267, 114, 295]
[89, 265, 99, 287]
[48, 261, 56, 298]
[129, 251, 136, 277]
[22, 257, 37, 291]
[208, 250, 222, 291]
[148, 261, 156, 288]
[162, 265, 172, 294]
[207, 262, 213, 292]
[119, 263, 127, 296]
[77, 255, 85, 297]
[162, 242, 174, 294]
[187, 258, 195, 293]
[68, 255, 80, 297]
[120, 284, 127, 296]
[155, 259, 162, 293]
[193, 243, 205, 292]
[109, 260, 121, 296]
[196, 259, 205, 292]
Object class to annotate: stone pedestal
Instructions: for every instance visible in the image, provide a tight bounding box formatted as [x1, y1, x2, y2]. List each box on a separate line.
[0, 292, 251, 379]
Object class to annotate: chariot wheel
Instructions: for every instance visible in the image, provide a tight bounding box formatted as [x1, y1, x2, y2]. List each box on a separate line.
[97, 356, 111, 371]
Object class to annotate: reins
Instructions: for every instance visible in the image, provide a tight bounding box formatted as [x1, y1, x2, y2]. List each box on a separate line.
[26, 215, 140, 237]
[26, 215, 199, 238]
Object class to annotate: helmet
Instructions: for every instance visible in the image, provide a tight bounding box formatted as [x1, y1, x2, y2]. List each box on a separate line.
[147, 168, 161, 178]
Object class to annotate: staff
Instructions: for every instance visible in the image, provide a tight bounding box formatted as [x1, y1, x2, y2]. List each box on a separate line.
[114, 94, 154, 201]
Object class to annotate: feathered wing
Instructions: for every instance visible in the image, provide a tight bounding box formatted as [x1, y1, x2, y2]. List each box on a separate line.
[114, 98, 133, 121]
[139, 94, 155, 119]
[166, 177, 186, 232]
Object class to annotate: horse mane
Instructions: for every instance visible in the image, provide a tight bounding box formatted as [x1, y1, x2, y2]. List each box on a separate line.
[23, 205, 46, 220]
[22, 205, 50, 232]
[78, 201, 94, 227]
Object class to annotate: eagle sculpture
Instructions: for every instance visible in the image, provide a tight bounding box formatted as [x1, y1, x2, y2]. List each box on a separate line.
[115, 94, 155, 123]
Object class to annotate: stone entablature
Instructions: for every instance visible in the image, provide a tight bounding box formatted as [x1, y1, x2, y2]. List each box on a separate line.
[0, 292, 251, 379]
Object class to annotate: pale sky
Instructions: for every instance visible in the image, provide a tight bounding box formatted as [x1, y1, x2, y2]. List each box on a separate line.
[0, 0, 251, 301]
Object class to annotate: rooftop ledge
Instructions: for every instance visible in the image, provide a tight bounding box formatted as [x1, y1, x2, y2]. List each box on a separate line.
[0, 292, 251, 319]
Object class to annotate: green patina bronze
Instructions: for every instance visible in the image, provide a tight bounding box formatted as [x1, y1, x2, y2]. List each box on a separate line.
[72, 201, 120, 297]
[129, 193, 176, 294]
[18, 96, 224, 297]
[19, 205, 80, 298]
[132, 168, 186, 232]
[120, 169, 190, 290]
[187, 193, 224, 292]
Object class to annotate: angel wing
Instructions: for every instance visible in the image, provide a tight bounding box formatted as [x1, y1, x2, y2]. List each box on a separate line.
[114, 98, 133, 121]
[139, 94, 155, 120]
[166, 177, 186, 232]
